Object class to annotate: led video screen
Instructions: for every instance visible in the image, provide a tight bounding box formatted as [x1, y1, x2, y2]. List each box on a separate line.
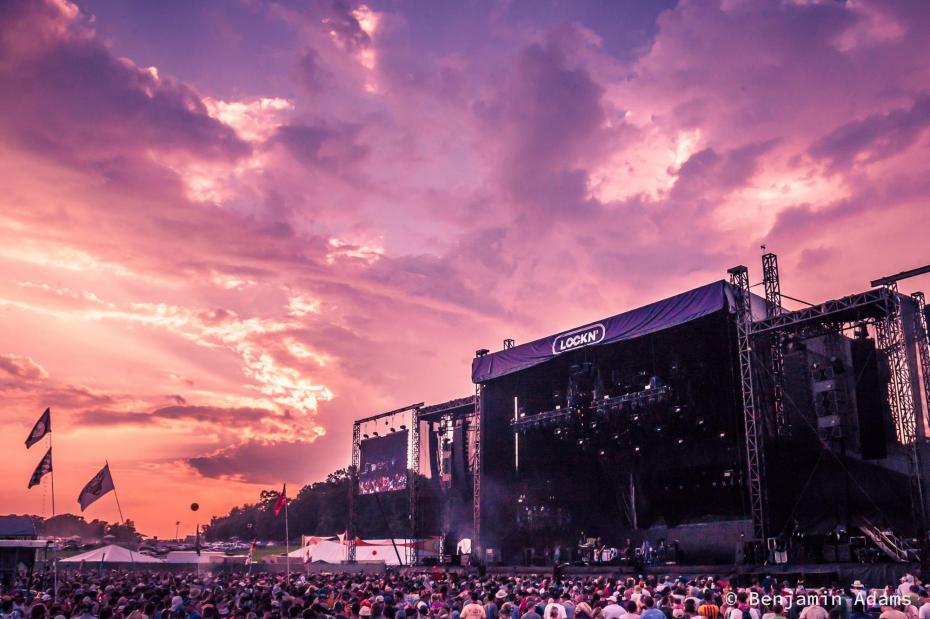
[359, 431, 408, 494]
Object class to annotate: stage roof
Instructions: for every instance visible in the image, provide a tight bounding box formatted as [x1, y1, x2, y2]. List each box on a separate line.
[472, 280, 746, 383]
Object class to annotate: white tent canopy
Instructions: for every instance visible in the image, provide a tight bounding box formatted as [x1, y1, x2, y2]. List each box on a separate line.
[285, 537, 439, 566]
[60, 544, 163, 563]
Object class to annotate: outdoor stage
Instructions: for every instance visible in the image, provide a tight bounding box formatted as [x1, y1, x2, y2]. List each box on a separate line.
[349, 257, 930, 569]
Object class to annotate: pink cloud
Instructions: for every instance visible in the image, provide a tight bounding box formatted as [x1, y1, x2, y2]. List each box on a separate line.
[2, 0, 930, 536]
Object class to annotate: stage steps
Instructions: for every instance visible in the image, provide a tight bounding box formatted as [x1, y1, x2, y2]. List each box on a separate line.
[857, 520, 918, 562]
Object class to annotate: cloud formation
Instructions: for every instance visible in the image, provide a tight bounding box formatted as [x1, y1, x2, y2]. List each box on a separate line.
[2, 0, 930, 536]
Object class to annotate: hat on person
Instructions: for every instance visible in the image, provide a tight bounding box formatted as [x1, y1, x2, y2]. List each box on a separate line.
[852, 581, 865, 590]
[496, 591, 507, 600]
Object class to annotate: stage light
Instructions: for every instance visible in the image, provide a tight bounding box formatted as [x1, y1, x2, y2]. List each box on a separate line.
[674, 406, 682, 413]
[634, 446, 641, 452]
[719, 432, 726, 438]
[555, 405, 561, 410]
[363, 433, 369, 439]
[632, 414, 639, 421]
[390, 427, 396, 432]
[400, 424, 406, 430]
[697, 418, 705, 425]
[576, 438, 584, 446]
[677, 438, 684, 445]
[611, 433, 619, 441]
[598, 449, 606, 456]
[373, 431, 380, 437]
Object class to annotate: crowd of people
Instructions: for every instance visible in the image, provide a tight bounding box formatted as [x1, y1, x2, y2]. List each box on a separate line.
[3, 569, 930, 619]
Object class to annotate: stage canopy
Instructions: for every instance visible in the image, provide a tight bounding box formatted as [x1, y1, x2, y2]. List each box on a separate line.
[60, 544, 163, 563]
[472, 280, 757, 383]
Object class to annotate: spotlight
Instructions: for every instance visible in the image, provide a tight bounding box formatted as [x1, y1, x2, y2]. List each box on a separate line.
[363, 433, 369, 439]
[677, 438, 684, 445]
[373, 431, 380, 437]
[674, 406, 682, 413]
[554, 429, 562, 437]
[400, 424, 406, 430]
[611, 433, 619, 441]
[634, 446, 641, 452]
[390, 427, 396, 432]
[697, 418, 705, 425]
[576, 438, 584, 446]
[598, 449, 606, 457]
[719, 432, 726, 438]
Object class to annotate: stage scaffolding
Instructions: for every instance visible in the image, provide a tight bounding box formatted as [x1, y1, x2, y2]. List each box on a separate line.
[730, 261, 930, 547]
[347, 402, 422, 564]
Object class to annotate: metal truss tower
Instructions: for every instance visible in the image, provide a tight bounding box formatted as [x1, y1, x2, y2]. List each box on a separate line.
[762, 253, 788, 436]
[347, 421, 361, 562]
[728, 265, 767, 540]
[473, 382, 483, 558]
[874, 283, 925, 528]
[408, 407, 421, 565]
[913, 292, 930, 433]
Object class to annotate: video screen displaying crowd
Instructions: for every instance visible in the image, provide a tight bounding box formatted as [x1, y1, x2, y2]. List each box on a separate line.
[358, 432, 408, 496]
[2, 569, 928, 619]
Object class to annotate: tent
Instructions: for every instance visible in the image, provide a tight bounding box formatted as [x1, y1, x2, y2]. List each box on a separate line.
[59, 544, 163, 564]
[287, 539, 345, 563]
[285, 537, 439, 565]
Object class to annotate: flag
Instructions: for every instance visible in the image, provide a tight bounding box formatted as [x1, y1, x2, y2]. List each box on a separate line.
[25, 408, 51, 449]
[273, 483, 287, 516]
[77, 463, 115, 511]
[28, 448, 52, 489]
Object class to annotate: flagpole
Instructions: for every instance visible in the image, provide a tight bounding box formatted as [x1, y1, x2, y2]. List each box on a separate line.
[107, 461, 134, 566]
[285, 497, 290, 582]
[49, 431, 57, 602]
[48, 433, 56, 517]
[106, 461, 125, 523]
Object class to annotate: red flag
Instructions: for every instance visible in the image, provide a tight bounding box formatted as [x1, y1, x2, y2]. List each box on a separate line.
[273, 483, 287, 516]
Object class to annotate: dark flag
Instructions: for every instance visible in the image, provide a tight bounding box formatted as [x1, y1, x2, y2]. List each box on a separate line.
[78, 463, 115, 511]
[25, 408, 51, 449]
[28, 448, 53, 489]
[273, 483, 287, 516]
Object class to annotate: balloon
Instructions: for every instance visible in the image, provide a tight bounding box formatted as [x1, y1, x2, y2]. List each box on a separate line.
[190, 502, 200, 512]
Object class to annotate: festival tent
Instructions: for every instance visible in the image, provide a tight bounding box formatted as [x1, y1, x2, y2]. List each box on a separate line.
[287, 539, 345, 563]
[284, 537, 439, 565]
[60, 544, 163, 564]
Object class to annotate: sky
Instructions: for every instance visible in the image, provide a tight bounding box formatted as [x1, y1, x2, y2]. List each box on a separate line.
[2, 0, 930, 539]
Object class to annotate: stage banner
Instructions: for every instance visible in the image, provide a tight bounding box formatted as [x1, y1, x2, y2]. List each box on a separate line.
[472, 280, 739, 383]
[359, 430, 408, 495]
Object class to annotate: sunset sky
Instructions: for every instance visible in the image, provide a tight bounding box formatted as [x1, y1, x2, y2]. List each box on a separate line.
[2, 0, 930, 539]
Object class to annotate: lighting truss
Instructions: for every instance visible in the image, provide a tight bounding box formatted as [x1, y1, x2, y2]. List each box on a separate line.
[509, 385, 671, 432]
